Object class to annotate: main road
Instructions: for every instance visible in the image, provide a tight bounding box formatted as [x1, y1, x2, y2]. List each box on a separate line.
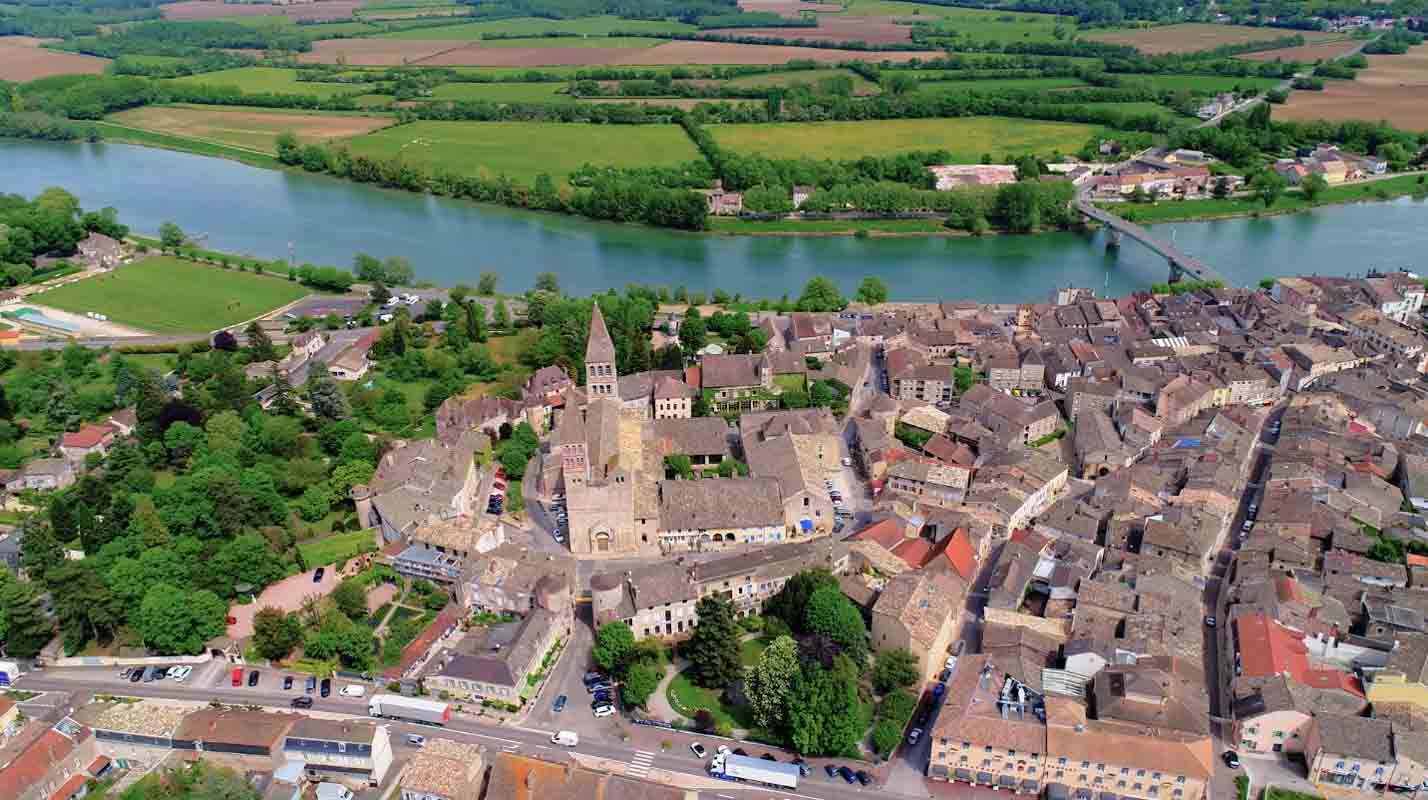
[13, 668, 933, 800]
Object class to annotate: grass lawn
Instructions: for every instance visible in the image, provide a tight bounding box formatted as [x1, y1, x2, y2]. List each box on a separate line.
[902, 5, 1069, 45]
[708, 117, 1099, 162]
[170, 67, 375, 98]
[1263, 790, 1323, 800]
[430, 81, 569, 102]
[667, 669, 754, 731]
[378, 15, 694, 39]
[343, 120, 704, 184]
[740, 636, 769, 667]
[773, 374, 806, 393]
[36, 256, 312, 334]
[298, 529, 377, 567]
[93, 121, 282, 169]
[1067, 100, 1185, 120]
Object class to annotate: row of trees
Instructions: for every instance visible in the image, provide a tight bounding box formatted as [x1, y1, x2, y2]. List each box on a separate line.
[61, 19, 316, 58]
[0, 187, 128, 273]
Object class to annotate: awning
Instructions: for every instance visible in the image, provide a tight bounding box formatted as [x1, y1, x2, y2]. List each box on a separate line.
[800, 518, 813, 531]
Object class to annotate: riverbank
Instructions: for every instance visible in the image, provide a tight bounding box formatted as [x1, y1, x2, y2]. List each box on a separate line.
[1107, 173, 1428, 225]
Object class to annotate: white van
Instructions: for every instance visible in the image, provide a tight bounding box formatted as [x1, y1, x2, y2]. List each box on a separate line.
[551, 730, 579, 747]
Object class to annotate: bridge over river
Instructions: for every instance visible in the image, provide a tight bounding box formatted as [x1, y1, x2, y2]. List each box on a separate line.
[1075, 194, 1227, 286]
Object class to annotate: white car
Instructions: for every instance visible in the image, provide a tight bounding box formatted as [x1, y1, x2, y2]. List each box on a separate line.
[593, 705, 615, 718]
[171, 665, 193, 682]
[339, 685, 366, 698]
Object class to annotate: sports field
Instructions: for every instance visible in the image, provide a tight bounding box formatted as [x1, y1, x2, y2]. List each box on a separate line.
[37, 257, 311, 335]
[171, 67, 376, 98]
[1087, 23, 1342, 55]
[708, 117, 1099, 161]
[108, 104, 391, 154]
[378, 15, 695, 39]
[342, 120, 704, 183]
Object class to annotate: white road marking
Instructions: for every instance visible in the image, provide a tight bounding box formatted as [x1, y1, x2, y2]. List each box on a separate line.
[626, 750, 655, 776]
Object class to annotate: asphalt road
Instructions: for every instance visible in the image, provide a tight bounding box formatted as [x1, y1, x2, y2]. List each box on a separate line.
[15, 668, 939, 800]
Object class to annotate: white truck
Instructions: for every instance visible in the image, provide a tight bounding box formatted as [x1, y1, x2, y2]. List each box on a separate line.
[367, 694, 451, 725]
[710, 753, 800, 790]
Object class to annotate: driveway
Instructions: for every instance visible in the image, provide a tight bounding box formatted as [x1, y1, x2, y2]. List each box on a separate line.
[227, 567, 337, 640]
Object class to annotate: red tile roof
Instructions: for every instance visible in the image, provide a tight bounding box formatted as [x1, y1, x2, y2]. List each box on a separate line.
[60, 423, 114, 450]
[1236, 613, 1363, 697]
[86, 756, 110, 776]
[941, 528, 977, 582]
[49, 773, 89, 800]
[850, 518, 904, 550]
[1409, 554, 1428, 569]
[890, 537, 935, 569]
[0, 729, 77, 799]
[382, 606, 461, 679]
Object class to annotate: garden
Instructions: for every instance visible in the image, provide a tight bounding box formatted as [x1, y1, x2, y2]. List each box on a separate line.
[591, 569, 924, 759]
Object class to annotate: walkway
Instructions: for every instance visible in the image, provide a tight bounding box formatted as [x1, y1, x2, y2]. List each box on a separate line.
[1075, 194, 1226, 285]
[647, 660, 689, 725]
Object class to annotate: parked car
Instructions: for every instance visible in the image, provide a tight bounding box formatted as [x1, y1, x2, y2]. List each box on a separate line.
[824, 765, 840, 779]
[760, 753, 777, 762]
[792, 757, 810, 776]
[283, 676, 293, 690]
[1205, 616, 1217, 628]
[247, 670, 260, 687]
[1223, 751, 1241, 769]
[128, 668, 143, 683]
[856, 770, 872, 786]
[339, 684, 365, 698]
[690, 743, 707, 758]
[838, 766, 857, 784]
[306, 676, 317, 694]
[406, 734, 426, 747]
[907, 727, 923, 745]
[733, 748, 748, 757]
[593, 705, 615, 718]
[290, 696, 313, 709]
[320, 678, 331, 697]
[312, 567, 325, 583]
[587, 682, 610, 694]
[231, 667, 243, 687]
[171, 665, 192, 682]
[553, 695, 567, 713]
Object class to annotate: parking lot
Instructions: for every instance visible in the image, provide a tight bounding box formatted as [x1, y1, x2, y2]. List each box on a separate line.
[108, 659, 374, 707]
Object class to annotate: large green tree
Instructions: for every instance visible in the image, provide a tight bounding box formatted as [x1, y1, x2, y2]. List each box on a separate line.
[1251, 170, 1288, 208]
[593, 620, 636, 676]
[872, 648, 920, 694]
[331, 578, 369, 621]
[854, 276, 888, 305]
[0, 569, 54, 658]
[685, 596, 742, 689]
[745, 634, 800, 730]
[796, 277, 847, 312]
[785, 654, 862, 756]
[251, 607, 303, 662]
[765, 569, 838, 634]
[622, 661, 662, 709]
[805, 585, 866, 664]
[136, 582, 226, 655]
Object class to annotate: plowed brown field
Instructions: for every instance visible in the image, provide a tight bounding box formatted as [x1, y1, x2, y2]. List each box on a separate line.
[1276, 45, 1428, 131]
[0, 37, 108, 81]
[161, 0, 361, 20]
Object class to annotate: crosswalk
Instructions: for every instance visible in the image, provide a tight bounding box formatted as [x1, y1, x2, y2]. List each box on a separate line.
[626, 750, 656, 778]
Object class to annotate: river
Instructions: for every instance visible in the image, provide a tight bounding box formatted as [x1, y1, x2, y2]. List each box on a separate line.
[6, 138, 1428, 301]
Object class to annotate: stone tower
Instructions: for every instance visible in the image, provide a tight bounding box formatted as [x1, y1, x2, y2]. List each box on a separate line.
[585, 302, 618, 398]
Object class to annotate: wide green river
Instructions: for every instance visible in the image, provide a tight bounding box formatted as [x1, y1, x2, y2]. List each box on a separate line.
[6, 139, 1427, 300]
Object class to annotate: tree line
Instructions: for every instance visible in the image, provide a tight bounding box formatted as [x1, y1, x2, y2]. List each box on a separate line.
[60, 19, 315, 59]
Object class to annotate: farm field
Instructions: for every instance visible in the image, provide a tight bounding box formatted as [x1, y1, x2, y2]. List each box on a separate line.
[474, 36, 666, 50]
[171, 67, 376, 98]
[108, 104, 392, 154]
[906, 6, 1069, 45]
[1120, 73, 1282, 93]
[738, 0, 842, 15]
[1276, 45, 1428, 131]
[719, 66, 880, 93]
[162, 0, 362, 20]
[37, 257, 311, 335]
[1087, 23, 1343, 55]
[1068, 100, 1185, 120]
[0, 36, 108, 81]
[429, 81, 570, 101]
[342, 120, 704, 183]
[377, 15, 695, 39]
[708, 117, 1099, 161]
[914, 76, 1088, 94]
[729, 16, 911, 45]
[1239, 40, 1365, 62]
[578, 96, 764, 109]
[300, 37, 942, 65]
[213, 16, 380, 35]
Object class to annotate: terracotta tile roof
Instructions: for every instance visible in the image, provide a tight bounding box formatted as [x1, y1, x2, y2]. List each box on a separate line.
[1235, 613, 1362, 696]
[86, 756, 110, 776]
[850, 518, 905, 550]
[1409, 554, 1428, 569]
[941, 528, 977, 582]
[890, 537, 935, 569]
[0, 729, 78, 799]
[49, 773, 88, 800]
[60, 423, 114, 449]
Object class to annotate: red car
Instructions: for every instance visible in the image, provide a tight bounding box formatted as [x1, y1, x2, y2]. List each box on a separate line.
[231, 667, 243, 686]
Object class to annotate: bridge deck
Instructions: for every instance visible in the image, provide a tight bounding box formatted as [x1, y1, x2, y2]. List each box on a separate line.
[1075, 197, 1226, 284]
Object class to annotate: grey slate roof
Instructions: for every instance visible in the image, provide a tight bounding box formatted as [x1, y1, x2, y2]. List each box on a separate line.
[657, 477, 784, 531]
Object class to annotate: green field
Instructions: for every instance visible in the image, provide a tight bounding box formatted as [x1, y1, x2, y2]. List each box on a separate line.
[842, 1, 1067, 43]
[430, 81, 569, 101]
[722, 67, 880, 94]
[378, 15, 694, 39]
[37, 256, 311, 334]
[170, 67, 375, 98]
[915, 76, 1088, 95]
[709, 117, 1099, 162]
[1069, 100, 1185, 119]
[343, 120, 704, 183]
[1119, 72, 1283, 94]
[299, 529, 378, 567]
[213, 15, 381, 35]
[1110, 174, 1428, 224]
